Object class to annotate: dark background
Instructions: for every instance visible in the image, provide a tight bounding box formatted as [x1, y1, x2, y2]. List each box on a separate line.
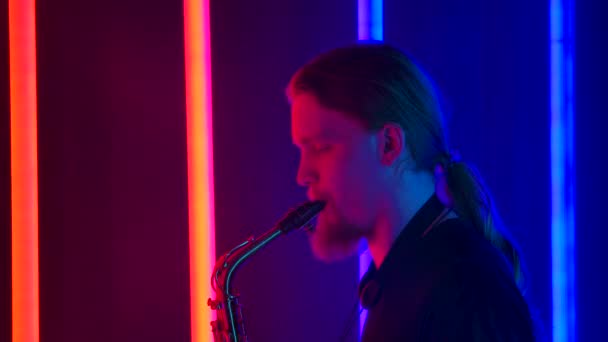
[1, 0, 606, 341]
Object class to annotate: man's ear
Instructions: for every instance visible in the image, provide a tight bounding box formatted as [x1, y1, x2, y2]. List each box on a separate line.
[377, 123, 405, 166]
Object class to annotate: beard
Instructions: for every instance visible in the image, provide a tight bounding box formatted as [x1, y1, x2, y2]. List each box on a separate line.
[307, 205, 365, 262]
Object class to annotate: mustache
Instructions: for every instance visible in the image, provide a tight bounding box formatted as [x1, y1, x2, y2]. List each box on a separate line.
[306, 188, 329, 202]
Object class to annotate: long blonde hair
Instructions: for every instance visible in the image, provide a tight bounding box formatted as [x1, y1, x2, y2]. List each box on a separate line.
[287, 42, 525, 287]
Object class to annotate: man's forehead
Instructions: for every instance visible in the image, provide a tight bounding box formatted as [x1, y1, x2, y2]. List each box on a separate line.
[291, 125, 335, 145]
[291, 116, 369, 148]
[290, 93, 368, 143]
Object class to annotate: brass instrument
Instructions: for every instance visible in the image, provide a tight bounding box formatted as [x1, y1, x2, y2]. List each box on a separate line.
[207, 201, 326, 342]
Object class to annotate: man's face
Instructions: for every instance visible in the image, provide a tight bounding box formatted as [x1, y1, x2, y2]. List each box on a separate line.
[291, 93, 388, 262]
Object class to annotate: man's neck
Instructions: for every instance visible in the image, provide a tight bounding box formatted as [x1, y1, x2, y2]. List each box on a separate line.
[365, 171, 436, 269]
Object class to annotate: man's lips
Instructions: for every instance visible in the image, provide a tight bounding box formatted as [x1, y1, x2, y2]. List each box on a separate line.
[307, 188, 326, 202]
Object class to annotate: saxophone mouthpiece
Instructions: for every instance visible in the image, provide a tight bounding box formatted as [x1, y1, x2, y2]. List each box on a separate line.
[278, 200, 326, 233]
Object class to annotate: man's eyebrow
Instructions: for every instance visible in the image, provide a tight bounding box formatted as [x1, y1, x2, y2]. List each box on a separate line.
[293, 127, 339, 145]
[292, 137, 311, 147]
[298, 137, 313, 145]
[293, 133, 330, 146]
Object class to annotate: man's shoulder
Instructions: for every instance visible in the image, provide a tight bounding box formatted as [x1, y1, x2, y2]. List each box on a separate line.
[419, 217, 525, 312]
[418, 219, 536, 340]
[420, 257, 536, 341]
[422, 217, 508, 267]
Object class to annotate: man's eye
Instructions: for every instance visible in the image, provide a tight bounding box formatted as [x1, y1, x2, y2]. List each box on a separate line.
[312, 144, 331, 152]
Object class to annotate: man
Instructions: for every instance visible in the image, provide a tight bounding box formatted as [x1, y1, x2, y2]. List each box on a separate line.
[288, 42, 537, 341]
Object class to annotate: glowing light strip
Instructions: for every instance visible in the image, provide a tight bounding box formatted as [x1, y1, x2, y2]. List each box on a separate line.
[184, 0, 215, 341]
[357, 0, 383, 336]
[9, 0, 40, 341]
[357, 0, 383, 41]
[550, 0, 575, 341]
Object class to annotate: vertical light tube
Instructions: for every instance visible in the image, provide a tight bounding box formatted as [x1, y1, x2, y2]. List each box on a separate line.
[357, 0, 383, 337]
[358, 0, 383, 41]
[184, 0, 215, 341]
[550, 0, 576, 341]
[9, 0, 40, 341]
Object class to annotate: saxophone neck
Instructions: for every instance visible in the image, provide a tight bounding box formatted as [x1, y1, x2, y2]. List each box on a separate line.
[207, 200, 326, 342]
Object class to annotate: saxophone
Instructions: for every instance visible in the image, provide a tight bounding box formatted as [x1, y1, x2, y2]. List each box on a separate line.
[207, 200, 326, 342]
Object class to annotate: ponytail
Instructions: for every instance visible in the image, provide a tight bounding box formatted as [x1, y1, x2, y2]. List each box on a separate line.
[443, 157, 525, 289]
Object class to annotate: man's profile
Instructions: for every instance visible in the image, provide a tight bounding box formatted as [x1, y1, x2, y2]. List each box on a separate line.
[287, 42, 537, 341]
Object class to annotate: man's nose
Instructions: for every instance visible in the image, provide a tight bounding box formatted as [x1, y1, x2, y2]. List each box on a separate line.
[296, 159, 317, 187]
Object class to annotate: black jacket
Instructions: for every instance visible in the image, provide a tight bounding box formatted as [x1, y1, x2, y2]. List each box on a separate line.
[359, 195, 535, 341]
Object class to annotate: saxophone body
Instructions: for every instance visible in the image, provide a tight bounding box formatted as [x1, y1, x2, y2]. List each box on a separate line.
[207, 201, 325, 342]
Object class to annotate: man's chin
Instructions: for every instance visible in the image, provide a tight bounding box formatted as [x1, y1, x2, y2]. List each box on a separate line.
[309, 236, 361, 263]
